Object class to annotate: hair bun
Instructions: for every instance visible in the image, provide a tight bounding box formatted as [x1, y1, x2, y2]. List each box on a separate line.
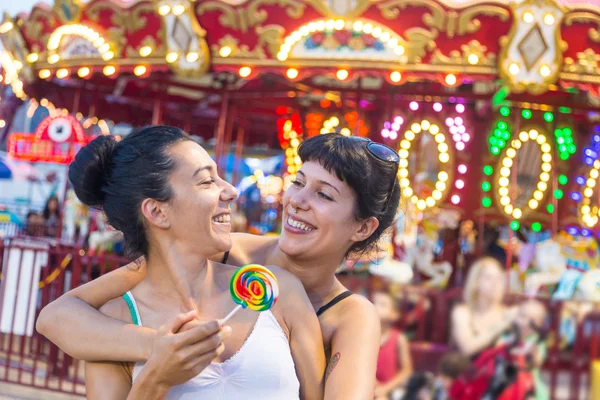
[69, 135, 117, 208]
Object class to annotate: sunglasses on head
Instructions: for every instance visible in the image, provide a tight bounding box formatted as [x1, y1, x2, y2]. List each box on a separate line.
[345, 136, 400, 164]
[344, 136, 400, 212]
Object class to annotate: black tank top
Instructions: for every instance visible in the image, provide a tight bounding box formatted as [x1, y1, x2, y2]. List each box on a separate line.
[316, 291, 353, 317]
[223, 251, 352, 316]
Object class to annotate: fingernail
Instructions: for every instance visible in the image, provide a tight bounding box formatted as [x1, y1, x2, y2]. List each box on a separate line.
[217, 319, 224, 327]
[186, 311, 196, 317]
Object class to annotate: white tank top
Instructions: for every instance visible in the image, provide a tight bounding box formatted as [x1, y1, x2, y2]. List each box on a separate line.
[123, 291, 300, 399]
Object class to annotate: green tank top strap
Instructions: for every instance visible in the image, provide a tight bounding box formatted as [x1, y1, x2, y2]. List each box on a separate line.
[122, 291, 143, 327]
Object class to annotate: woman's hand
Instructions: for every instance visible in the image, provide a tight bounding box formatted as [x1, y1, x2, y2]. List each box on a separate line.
[139, 312, 231, 390]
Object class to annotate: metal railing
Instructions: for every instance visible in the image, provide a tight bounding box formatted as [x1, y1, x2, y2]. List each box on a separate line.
[0, 239, 129, 396]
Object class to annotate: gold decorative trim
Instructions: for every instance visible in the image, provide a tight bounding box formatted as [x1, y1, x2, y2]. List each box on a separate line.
[245, 0, 305, 32]
[196, 2, 239, 30]
[33, 56, 167, 68]
[431, 40, 496, 67]
[378, 0, 445, 32]
[256, 24, 285, 58]
[211, 34, 267, 59]
[305, 0, 372, 18]
[53, 0, 82, 24]
[564, 12, 600, 43]
[563, 48, 600, 75]
[560, 72, 600, 84]
[197, 0, 304, 34]
[456, 5, 510, 36]
[404, 27, 438, 63]
[212, 56, 498, 73]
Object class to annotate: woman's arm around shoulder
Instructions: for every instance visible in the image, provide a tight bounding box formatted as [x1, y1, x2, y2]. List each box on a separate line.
[35, 260, 154, 361]
[85, 299, 173, 400]
[212, 233, 277, 266]
[269, 265, 325, 400]
[325, 295, 381, 400]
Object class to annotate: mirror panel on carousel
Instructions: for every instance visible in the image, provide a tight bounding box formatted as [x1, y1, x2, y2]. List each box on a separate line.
[478, 107, 600, 307]
[494, 126, 552, 221]
[376, 101, 471, 288]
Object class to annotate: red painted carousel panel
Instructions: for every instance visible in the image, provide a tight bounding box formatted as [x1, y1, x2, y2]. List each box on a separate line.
[18, 5, 61, 53]
[79, 0, 164, 57]
[196, 3, 325, 51]
[561, 21, 600, 60]
[361, 4, 434, 33]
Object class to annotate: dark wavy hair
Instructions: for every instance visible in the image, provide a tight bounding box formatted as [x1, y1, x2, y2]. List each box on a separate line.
[68, 126, 193, 258]
[298, 134, 400, 256]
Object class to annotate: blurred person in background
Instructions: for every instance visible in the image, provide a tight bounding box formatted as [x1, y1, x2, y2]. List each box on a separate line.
[433, 352, 470, 400]
[374, 289, 413, 400]
[43, 195, 61, 237]
[24, 211, 44, 237]
[451, 257, 518, 358]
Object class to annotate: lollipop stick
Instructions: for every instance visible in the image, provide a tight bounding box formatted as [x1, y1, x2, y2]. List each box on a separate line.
[223, 304, 243, 323]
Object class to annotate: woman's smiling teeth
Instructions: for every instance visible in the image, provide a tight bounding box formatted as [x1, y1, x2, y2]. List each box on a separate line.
[212, 214, 231, 223]
[287, 216, 315, 232]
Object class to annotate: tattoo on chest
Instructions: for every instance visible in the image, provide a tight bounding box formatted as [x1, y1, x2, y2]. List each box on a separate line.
[325, 352, 340, 381]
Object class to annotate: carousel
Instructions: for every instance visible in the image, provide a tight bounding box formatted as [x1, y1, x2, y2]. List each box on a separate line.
[2, 0, 600, 293]
[3, 0, 600, 396]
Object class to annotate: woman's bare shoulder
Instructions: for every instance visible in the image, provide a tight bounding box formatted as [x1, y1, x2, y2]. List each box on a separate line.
[99, 297, 135, 325]
[334, 294, 378, 331]
[266, 265, 304, 292]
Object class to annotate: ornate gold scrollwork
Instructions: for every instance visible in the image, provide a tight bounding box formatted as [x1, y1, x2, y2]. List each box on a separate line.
[198, 0, 304, 33]
[404, 27, 438, 63]
[431, 39, 496, 66]
[87, 2, 155, 35]
[377, 0, 509, 39]
[378, 0, 446, 31]
[255, 24, 285, 58]
[244, 0, 305, 31]
[22, 7, 56, 55]
[210, 24, 283, 59]
[563, 48, 600, 75]
[304, 0, 372, 19]
[125, 35, 160, 58]
[53, 0, 81, 24]
[196, 2, 239, 30]
[211, 34, 266, 59]
[456, 5, 510, 37]
[564, 11, 600, 43]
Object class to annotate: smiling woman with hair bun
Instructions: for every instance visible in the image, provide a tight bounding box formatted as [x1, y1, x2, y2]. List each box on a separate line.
[42, 125, 325, 399]
[38, 132, 401, 399]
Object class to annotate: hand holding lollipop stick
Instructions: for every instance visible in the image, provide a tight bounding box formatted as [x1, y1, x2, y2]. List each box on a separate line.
[223, 264, 279, 323]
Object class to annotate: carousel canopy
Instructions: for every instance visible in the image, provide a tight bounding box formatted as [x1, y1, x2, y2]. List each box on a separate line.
[1, 0, 600, 141]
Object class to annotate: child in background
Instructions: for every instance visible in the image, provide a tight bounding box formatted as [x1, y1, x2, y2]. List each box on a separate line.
[374, 290, 414, 400]
[402, 373, 436, 400]
[493, 299, 549, 400]
[434, 352, 470, 400]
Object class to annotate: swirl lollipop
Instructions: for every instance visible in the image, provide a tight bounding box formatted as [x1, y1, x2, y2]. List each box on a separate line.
[223, 264, 279, 322]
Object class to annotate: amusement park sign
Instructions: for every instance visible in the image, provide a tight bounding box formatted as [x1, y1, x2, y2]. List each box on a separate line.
[8, 114, 90, 164]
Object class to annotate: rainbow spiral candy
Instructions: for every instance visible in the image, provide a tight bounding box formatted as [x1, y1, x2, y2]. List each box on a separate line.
[230, 264, 279, 311]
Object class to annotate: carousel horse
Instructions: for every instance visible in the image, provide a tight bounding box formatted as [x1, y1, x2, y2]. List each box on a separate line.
[394, 212, 454, 288]
[367, 232, 414, 284]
